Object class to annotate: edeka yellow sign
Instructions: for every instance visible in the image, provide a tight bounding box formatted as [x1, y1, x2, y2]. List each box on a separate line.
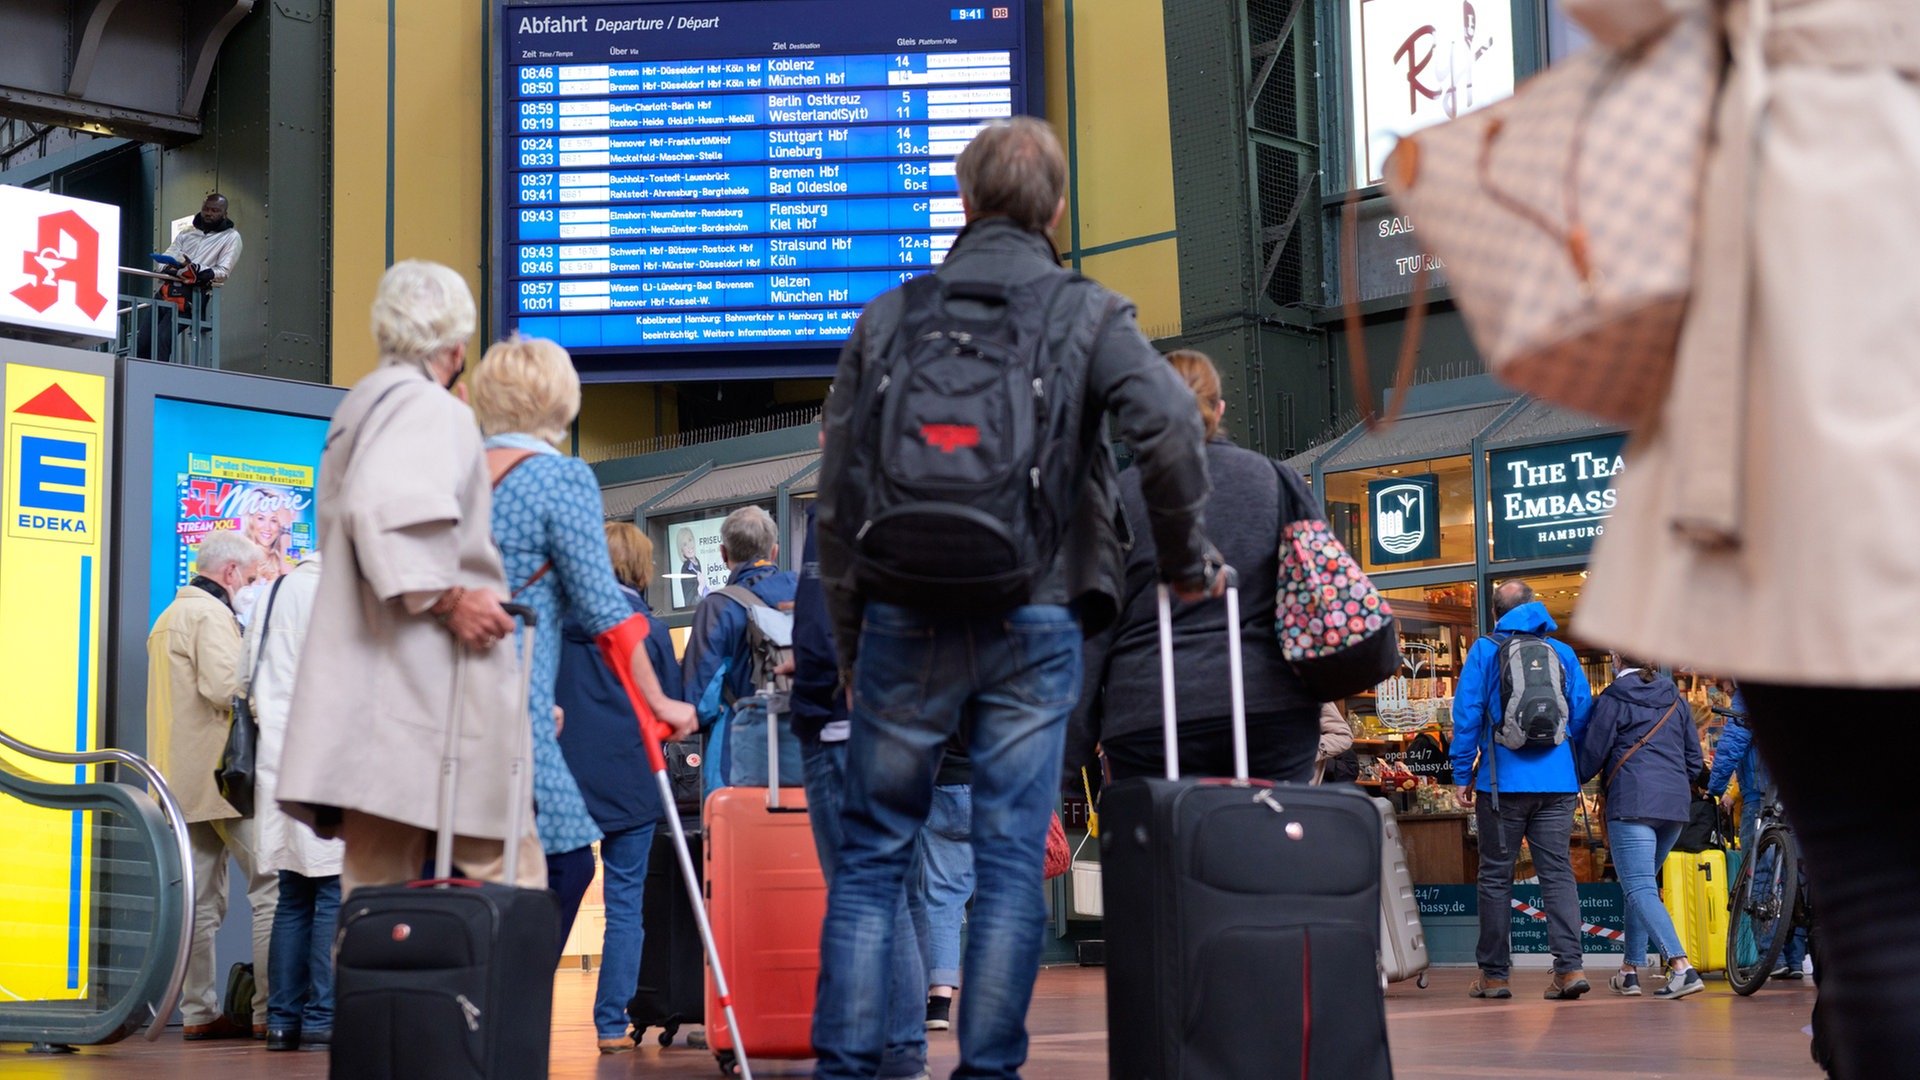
[0, 362, 106, 1002]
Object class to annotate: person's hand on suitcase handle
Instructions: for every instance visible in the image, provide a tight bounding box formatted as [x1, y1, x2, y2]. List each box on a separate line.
[433, 585, 516, 650]
[1167, 542, 1233, 602]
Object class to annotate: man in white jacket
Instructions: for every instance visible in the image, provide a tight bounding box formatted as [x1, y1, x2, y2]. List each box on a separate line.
[243, 552, 342, 1052]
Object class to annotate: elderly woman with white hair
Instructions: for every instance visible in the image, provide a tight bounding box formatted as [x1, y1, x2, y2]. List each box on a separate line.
[279, 260, 539, 893]
[464, 333, 697, 968]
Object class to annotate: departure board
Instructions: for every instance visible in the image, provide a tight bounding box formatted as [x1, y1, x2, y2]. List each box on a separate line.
[496, 0, 1041, 377]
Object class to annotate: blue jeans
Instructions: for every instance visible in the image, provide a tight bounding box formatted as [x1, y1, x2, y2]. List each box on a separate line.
[1608, 819, 1688, 967]
[267, 872, 340, 1032]
[909, 785, 975, 989]
[813, 604, 1080, 1080]
[594, 824, 657, 1038]
[802, 735, 928, 1079]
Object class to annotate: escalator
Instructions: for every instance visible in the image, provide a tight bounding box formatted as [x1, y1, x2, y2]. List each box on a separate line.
[0, 728, 192, 1049]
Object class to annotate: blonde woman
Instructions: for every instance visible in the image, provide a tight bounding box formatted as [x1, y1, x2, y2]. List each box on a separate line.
[466, 334, 695, 950]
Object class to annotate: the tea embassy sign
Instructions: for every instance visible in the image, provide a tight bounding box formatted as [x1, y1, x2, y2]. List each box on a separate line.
[1488, 434, 1627, 561]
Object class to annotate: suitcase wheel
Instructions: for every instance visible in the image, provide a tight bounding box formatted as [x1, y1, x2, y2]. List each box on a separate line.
[716, 1048, 739, 1075]
[658, 1022, 678, 1048]
[1416, 972, 1429, 989]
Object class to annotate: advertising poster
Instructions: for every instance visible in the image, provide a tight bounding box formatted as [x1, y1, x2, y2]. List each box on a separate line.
[1349, 0, 1516, 185]
[148, 398, 330, 626]
[663, 514, 731, 611]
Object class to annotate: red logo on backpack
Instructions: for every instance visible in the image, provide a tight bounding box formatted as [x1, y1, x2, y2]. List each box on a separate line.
[921, 423, 980, 453]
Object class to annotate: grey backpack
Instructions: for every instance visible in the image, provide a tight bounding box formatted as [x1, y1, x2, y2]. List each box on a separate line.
[1493, 632, 1570, 750]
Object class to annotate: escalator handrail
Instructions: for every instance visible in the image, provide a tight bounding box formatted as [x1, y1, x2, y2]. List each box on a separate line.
[0, 727, 195, 1043]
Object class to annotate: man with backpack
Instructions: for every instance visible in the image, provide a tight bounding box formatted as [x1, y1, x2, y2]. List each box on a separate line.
[814, 116, 1220, 1080]
[1450, 579, 1595, 1002]
[682, 506, 798, 789]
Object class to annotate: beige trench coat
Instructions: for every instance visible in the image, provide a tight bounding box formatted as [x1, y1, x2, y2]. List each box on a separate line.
[277, 363, 526, 840]
[147, 585, 246, 824]
[1579, 0, 1920, 685]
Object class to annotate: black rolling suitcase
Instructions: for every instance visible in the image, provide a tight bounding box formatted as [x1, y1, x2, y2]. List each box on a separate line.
[627, 826, 706, 1047]
[1102, 583, 1393, 1080]
[331, 605, 561, 1080]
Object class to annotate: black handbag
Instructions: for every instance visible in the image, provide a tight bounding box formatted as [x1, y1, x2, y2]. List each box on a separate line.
[216, 575, 286, 817]
[1270, 461, 1403, 700]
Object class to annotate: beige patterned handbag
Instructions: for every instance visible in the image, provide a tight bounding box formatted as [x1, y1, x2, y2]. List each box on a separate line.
[1378, 5, 1723, 427]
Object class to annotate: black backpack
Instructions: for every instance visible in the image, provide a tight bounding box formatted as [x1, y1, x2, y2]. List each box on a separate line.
[833, 272, 1084, 613]
[1493, 631, 1571, 750]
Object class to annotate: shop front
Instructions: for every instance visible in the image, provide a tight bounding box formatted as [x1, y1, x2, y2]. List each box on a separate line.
[1286, 380, 1680, 964]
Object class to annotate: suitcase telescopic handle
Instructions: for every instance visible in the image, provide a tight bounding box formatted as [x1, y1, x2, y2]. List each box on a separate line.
[434, 599, 541, 885]
[1155, 567, 1247, 784]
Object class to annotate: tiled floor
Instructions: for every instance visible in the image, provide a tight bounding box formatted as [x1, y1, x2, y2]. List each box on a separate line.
[0, 965, 1824, 1078]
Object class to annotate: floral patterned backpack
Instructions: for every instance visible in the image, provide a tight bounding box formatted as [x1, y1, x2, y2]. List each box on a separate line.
[1270, 461, 1403, 701]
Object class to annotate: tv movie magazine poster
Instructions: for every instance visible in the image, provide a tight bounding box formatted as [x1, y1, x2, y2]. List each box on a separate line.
[174, 452, 316, 620]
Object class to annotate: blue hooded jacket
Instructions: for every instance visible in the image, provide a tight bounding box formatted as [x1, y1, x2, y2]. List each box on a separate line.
[1449, 601, 1593, 794]
[554, 587, 683, 832]
[1707, 691, 1766, 799]
[682, 560, 799, 730]
[1574, 669, 1702, 823]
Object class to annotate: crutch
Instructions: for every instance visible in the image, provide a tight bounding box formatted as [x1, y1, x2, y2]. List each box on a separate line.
[598, 627, 755, 1080]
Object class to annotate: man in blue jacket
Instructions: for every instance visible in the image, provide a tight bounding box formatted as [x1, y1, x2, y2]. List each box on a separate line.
[682, 506, 798, 786]
[1451, 580, 1594, 1001]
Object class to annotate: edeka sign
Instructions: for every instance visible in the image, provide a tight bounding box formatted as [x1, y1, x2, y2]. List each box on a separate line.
[1368, 473, 1439, 564]
[0, 359, 109, 1002]
[1488, 434, 1628, 562]
[0, 186, 121, 340]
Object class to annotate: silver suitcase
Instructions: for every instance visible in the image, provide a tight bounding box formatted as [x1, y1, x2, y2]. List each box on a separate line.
[1374, 796, 1430, 987]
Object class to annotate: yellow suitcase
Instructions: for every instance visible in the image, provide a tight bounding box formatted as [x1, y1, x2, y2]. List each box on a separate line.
[1661, 848, 1728, 972]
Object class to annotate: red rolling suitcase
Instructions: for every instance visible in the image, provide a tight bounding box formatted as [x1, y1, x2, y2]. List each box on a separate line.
[703, 693, 827, 1074]
[1101, 583, 1393, 1080]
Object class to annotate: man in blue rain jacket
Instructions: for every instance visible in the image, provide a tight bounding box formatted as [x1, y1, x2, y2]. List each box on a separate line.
[1450, 580, 1594, 1003]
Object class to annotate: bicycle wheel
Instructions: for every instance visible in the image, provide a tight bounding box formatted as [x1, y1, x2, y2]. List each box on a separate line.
[1726, 827, 1795, 995]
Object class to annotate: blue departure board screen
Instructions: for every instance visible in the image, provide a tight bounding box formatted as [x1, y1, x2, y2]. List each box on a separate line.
[495, 0, 1042, 378]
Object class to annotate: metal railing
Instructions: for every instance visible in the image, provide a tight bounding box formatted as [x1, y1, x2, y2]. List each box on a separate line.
[587, 405, 819, 463]
[106, 266, 221, 368]
[0, 727, 194, 1048]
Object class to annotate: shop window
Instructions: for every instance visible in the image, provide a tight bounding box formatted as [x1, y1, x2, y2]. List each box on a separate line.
[1323, 455, 1474, 574]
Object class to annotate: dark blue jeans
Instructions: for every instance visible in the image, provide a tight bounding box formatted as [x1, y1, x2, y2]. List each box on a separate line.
[801, 735, 928, 1079]
[1475, 792, 1583, 978]
[813, 604, 1080, 1080]
[267, 871, 340, 1032]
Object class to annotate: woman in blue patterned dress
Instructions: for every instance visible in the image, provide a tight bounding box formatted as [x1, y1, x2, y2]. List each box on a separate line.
[467, 334, 696, 941]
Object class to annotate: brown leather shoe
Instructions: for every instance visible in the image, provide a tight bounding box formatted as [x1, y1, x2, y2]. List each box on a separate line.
[183, 1016, 251, 1041]
[1468, 975, 1512, 999]
[1545, 969, 1592, 1000]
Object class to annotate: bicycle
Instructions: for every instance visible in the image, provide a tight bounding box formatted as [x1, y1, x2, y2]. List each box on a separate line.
[1725, 792, 1813, 995]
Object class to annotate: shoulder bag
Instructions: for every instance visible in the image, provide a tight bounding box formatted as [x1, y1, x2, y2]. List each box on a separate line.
[1269, 460, 1402, 700]
[217, 574, 287, 817]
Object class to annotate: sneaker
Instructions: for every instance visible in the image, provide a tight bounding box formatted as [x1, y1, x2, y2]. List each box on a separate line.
[597, 1036, 635, 1054]
[1467, 975, 1511, 999]
[1656, 966, 1705, 1000]
[1544, 970, 1591, 1000]
[1608, 971, 1642, 997]
[925, 995, 952, 1031]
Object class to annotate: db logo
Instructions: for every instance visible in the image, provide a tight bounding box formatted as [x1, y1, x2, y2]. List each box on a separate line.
[11, 211, 107, 321]
[992, 6, 1008, 16]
